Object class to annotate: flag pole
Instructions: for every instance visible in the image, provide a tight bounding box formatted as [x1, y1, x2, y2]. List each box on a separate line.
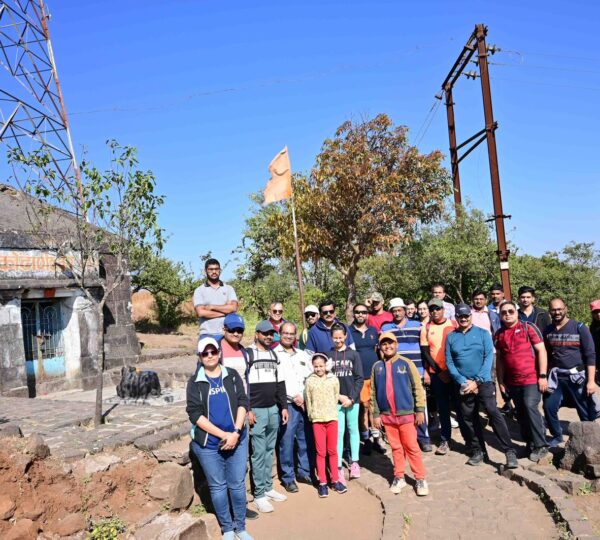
[290, 187, 306, 328]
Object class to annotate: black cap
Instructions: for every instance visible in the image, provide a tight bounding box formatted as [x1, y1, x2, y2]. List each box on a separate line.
[455, 304, 472, 317]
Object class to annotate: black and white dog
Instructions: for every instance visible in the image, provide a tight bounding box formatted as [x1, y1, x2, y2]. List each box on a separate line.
[116, 366, 161, 400]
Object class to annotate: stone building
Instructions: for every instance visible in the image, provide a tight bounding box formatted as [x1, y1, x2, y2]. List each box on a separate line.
[0, 184, 140, 397]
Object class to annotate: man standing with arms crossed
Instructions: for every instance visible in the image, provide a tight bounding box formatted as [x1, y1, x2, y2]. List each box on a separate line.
[193, 259, 238, 341]
[518, 286, 551, 330]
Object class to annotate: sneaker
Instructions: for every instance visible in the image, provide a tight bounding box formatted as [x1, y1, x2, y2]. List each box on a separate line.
[450, 417, 459, 429]
[235, 532, 255, 540]
[419, 441, 433, 453]
[361, 439, 373, 456]
[282, 481, 298, 493]
[505, 450, 519, 469]
[435, 441, 450, 455]
[415, 479, 429, 496]
[529, 446, 550, 463]
[245, 508, 259, 520]
[318, 484, 329, 498]
[500, 402, 514, 415]
[265, 489, 287, 502]
[254, 497, 274, 513]
[332, 481, 347, 494]
[296, 475, 313, 485]
[467, 450, 485, 466]
[373, 437, 387, 454]
[390, 476, 407, 494]
[547, 435, 564, 448]
[350, 462, 361, 479]
[223, 532, 235, 540]
[337, 467, 346, 486]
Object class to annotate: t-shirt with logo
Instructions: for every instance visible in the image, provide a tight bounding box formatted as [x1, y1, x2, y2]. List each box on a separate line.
[206, 374, 246, 449]
[328, 348, 364, 402]
[419, 319, 458, 372]
[494, 322, 543, 386]
[221, 340, 247, 392]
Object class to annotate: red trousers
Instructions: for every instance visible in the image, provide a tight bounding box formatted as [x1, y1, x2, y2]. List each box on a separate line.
[383, 420, 426, 480]
[313, 421, 339, 484]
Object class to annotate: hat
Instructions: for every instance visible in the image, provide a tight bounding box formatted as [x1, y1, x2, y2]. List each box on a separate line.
[224, 313, 245, 330]
[455, 304, 472, 317]
[379, 331, 398, 344]
[389, 298, 406, 310]
[370, 292, 384, 303]
[198, 337, 220, 354]
[256, 320, 275, 333]
[304, 304, 319, 314]
[590, 299, 600, 312]
[428, 298, 444, 308]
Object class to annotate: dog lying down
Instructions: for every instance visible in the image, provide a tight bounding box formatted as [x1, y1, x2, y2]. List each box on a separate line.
[116, 366, 161, 400]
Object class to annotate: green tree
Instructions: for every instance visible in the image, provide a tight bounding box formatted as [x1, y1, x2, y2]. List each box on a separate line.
[10, 141, 164, 426]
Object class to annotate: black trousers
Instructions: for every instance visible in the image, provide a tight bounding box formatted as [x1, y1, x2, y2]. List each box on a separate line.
[508, 384, 547, 450]
[459, 381, 514, 454]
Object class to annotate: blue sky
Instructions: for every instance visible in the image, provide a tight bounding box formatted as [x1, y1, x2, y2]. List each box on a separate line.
[7, 0, 600, 278]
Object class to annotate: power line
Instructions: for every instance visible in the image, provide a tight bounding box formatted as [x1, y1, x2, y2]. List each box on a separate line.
[500, 48, 600, 64]
[414, 97, 442, 146]
[490, 61, 600, 76]
[490, 75, 600, 92]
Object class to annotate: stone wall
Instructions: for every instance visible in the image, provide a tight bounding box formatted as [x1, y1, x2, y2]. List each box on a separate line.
[0, 295, 27, 396]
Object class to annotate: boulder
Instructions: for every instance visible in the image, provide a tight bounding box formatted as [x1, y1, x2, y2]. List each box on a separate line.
[80, 454, 121, 475]
[0, 495, 16, 520]
[560, 421, 600, 475]
[133, 512, 220, 540]
[21, 499, 43, 521]
[51, 513, 88, 537]
[24, 434, 50, 459]
[0, 423, 23, 439]
[148, 462, 193, 510]
[5, 518, 37, 540]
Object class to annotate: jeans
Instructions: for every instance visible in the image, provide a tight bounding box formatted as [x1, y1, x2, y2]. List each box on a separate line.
[250, 405, 280, 497]
[313, 421, 339, 484]
[430, 373, 468, 443]
[543, 376, 598, 438]
[459, 381, 514, 454]
[337, 403, 360, 467]
[508, 384, 547, 449]
[191, 436, 248, 534]
[279, 403, 312, 484]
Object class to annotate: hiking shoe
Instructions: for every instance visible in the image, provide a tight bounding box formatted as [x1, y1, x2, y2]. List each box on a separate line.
[390, 477, 407, 494]
[223, 532, 235, 540]
[265, 489, 287, 502]
[254, 497, 274, 513]
[547, 435, 564, 448]
[373, 437, 387, 454]
[505, 450, 519, 469]
[415, 479, 429, 496]
[235, 532, 254, 540]
[435, 441, 450, 455]
[350, 462, 361, 479]
[529, 447, 550, 463]
[467, 450, 485, 466]
[450, 417, 459, 429]
[419, 441, 433, 453]
[282, 481, 298, 493]
[361, 438, 373, 456]
[296, 475, 313, 485]
[318, 484, 329, 498]
[500, 402, 514, 415]
[332, 481, 347, 494]
[245, 508, 259, 520]
[337, 467, 346, 486]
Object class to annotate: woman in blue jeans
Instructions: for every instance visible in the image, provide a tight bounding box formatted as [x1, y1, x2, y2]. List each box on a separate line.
[186, 337, 253, 540]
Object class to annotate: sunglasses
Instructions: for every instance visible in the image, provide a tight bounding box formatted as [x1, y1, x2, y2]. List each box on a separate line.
[305, 312, 318, 317]
[258, 331, 275, 336]
[225, 327, 244, 334]
[500, 309, 516, 316]
[321, 309, 335, 315]
[201, 349, 218, 358]
[429, 306, 442, 311]
[354, 310, 368, 315]
[271, 309, 283, 314]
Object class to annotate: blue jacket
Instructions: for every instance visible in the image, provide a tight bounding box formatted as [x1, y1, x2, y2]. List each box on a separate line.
[445, 325, 494, 386]
[370, 355, 426, 418]
[306, 319, 355, 354]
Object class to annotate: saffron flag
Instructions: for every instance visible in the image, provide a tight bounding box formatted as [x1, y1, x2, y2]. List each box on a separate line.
[264, 146, 292, 205]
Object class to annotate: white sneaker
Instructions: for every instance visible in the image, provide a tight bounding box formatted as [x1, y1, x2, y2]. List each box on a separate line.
[265, 489, 287, 502]
[254, 496, 274, 513]
[390, 477, 407, 494]
[450, 417, 459, 429]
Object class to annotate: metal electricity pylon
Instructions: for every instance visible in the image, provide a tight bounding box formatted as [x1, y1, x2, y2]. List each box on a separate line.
[0, 0, 80, 196]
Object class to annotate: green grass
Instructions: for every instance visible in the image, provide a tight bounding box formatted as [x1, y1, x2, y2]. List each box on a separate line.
[87, 517, 126, 540]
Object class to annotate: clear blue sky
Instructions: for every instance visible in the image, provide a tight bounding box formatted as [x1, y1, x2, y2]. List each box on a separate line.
[24, 1, 600, 278]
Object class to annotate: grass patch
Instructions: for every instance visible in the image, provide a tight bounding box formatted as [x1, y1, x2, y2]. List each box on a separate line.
[87, 517, 126, 540]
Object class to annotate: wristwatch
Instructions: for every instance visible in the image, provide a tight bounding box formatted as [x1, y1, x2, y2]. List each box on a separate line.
[234, 427, 242, 435]
[538, 374, 547, 379]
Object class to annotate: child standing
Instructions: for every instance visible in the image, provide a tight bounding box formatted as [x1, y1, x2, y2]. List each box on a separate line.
[371, 332, 429, 496]
[304, 353, 347, 497]
[329, 323, 364, 483]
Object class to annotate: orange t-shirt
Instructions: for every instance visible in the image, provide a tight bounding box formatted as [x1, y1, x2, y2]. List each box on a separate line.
[419, 319, 458, 372]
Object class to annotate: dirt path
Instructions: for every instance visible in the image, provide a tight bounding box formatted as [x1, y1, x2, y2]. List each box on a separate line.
[246, 481, 382, 540]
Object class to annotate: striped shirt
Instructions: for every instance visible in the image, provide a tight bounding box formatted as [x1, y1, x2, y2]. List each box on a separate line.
[381, 319, 424, 374]
[543, 319, 596, 370]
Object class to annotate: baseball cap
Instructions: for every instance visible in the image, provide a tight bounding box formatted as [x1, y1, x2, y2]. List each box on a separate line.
[428, 298, 444, 309]
[379, 331, 398, 344]
[389, 298, 406, 310]
[224, 313, 245, 330]
[590, 299, 600, 312]
[256, 320, 275, 333]
[455, 304, 472, 317]
[198, 337, 220, 354]
[370, 292, 384, 303]
[304, 304, 319, 314]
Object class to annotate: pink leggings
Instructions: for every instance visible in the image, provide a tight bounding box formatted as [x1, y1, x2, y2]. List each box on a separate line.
[313, 421, 339, 484]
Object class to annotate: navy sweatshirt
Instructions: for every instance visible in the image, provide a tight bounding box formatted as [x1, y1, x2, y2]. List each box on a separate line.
[543, 319, 596, 370]
[328, 348, 364, 402]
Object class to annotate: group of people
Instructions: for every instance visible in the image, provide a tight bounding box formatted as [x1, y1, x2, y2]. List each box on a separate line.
[187, 259, 600, 540]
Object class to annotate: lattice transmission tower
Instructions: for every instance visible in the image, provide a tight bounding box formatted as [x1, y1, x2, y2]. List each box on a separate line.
[0, 0, 79, 194]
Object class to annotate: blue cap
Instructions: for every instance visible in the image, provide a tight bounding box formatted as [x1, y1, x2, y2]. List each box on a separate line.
[455, 304, 472, 317]
[224, 313, 245, 330]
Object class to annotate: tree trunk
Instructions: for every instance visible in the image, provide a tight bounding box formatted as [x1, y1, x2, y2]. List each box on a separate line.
[343, 268, 358, 323]
[94, 306, 105, 427]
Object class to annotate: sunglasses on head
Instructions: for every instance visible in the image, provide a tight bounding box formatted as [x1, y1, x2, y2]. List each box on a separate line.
[201, 349, 218, 358]
[225, 327, 244, 334]
[354, 310, 368, 315]
[321, 309, 335, 315]
[500, 309, 516, 316]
